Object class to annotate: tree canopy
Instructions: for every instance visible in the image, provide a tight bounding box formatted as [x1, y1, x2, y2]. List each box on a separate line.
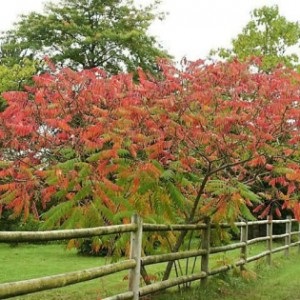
[1, 59, 300, 233]
[211, 5, 300, 72]
[0, 0, 170, 75]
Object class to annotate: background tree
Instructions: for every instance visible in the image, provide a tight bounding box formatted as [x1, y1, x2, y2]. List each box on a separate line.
[211, 5, 300, 72]
[0, 0, 170, 75]
[0, 59, 36, 112]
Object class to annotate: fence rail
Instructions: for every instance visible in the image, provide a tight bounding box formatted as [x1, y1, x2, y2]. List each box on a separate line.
[0, 215, 299, 299]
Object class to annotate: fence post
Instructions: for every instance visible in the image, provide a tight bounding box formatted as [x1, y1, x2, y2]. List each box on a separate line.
[285, 215, 292, 257]
[266, 215, 272, 265]
[240, 221, 248, 271]
[201, 217, 210, 286]
[298, 222, 300, 255]
[129, 214, 143, 300]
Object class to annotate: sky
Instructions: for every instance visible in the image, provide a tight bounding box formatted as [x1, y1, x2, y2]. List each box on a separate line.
[0, 0, 299, 62]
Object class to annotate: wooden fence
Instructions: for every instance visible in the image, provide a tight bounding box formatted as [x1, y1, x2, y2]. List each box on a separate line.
[0, 215, 300, 299]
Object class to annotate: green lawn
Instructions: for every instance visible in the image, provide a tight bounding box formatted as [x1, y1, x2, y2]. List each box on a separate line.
[0, 243, 130, 299]
[1, 242, 299, 299]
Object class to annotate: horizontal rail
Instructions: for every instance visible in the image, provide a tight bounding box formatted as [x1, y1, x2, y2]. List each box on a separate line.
[0, 224, 136, 243]
[139, 272, 206, 296]
[210, 242, 245, 254]
[247, 236, 269, 245]
[1, 219, 298, 243]
[208, 259, 245, 275]
[141, 249, 207, 266]
[272, 219, 296, 224]
[272, 233, 288, 239]
[271, 245, 289, 254]
[247, 220, 269, 225]
[103, 291, 134, 300]
[290, 241, 300, 247]
[0, 259, 136, 299]
[143, 223, 207, 231]
[247, 250, 270, 263]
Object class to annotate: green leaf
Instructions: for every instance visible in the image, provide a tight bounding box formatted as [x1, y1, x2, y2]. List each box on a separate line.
[0, 161, 11, 168]
[40, 201, 74, 229]
[61, 208, 84, 229]
[54, 189, 68, 201]
[160, 170, 175, 181]
[73, 185, 92, 202]
[77, 163, 92, 179]
[273, 167, 294, 175]
[86, 152, 101, 162]
[237, 182, 261, 203]
[0, 191, 16, 204]
[138, 181, 157, 195]
[166, 181, 185, 210]
[205, 180, 227, 194]
[240, 203, 256, 221]
[59, 147, 76, 159]
[57, 158, 79, 172]
[117, 149, 131, 158]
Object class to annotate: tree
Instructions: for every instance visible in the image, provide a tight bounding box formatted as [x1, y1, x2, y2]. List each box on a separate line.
[211, 5, 300, 72]
[1, 58, 300, 260]
[0, 59, 36, 112]
[0, 0, 170, 75]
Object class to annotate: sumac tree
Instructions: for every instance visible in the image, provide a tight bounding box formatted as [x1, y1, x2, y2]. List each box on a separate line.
[0, 58, 300, 257]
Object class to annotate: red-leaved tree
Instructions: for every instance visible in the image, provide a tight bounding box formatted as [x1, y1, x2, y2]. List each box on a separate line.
[0, 58, 300, 258]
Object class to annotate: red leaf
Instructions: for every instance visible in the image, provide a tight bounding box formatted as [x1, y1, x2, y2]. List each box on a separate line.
[259, 205, 271, 219]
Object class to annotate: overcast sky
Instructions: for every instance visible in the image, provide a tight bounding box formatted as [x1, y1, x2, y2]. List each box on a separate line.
[0, 0, 299, 62]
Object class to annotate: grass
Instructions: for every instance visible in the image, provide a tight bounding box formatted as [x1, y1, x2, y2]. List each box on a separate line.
[0, 242, 167, 299]
[153, 250, 300, 300]
[0, 243, 130, 299]
[1, 242, 300, 299]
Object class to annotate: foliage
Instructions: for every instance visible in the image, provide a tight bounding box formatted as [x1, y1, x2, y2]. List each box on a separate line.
[211, 5, 300, 72]
[1, 58, 300, 253]
[0, 59, 36, 111]
[0, 0, 170, 76]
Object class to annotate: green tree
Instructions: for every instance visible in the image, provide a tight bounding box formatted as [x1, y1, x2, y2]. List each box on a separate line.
[0, 0, 170, 75]
[211, 5, 300, 71]
[0, 59, 36, 111]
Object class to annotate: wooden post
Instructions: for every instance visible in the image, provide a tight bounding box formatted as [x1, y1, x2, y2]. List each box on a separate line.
[266, 215, 272, 265]
[129, 214, 143, 300]
[240, 221, 248, 271]
[201, 217, 210, 286]
[285, 216, 292, 257]
[298, 222, 300, 255]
